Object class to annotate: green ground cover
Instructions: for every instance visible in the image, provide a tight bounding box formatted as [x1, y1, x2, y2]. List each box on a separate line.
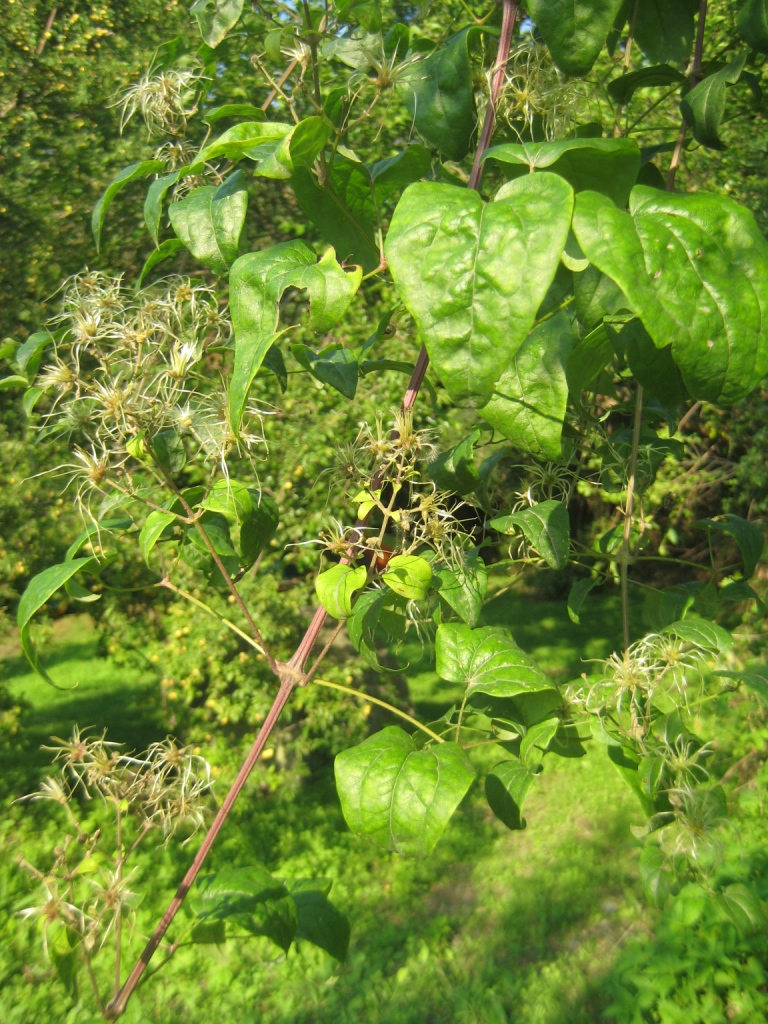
[1, 600, 766, 1024]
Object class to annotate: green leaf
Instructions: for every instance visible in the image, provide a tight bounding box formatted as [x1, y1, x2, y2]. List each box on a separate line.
[292, 344, 359, 399]
[567, 578, 599, 624]
[521, 717, 560, 767]
[385, 174, 574, 406]
[715, 667, 768, 705]
[289, 880, 351, 962]
[139, 509, 176, 563]
[382, 554, 432, 601]
[144, 170, 181, 245]
[229, 242, 362, 432]
[607, 64, 687, 106]
[572, 186, 768, 404]
[291, 165, 381, 272]
[16, 329, 61, 376]
[346, 589, 408, 669]
[151, 428, 186, 475]
[0, 374, 28, 390]
[680, 54, 748, 150]
[436, 555, 488, 628]
[191, 0, 244, 47]
[435, 623, 554, 702]
[334, 725, 475, 856]
[192, 121, 292, 169]
[480, 312, 575, 460]
[623, 319, 688, 407]
[136, 238, 185, 288]
[738, 0, 768, 53]
[565, 323, 613, 402]
[489, 500, 570, 570]
[573, 264, 628, 330]
[204, 103, 266, 124]
[693, 514, 764, 579]
[527, 0, 626, 76]
[716, 883, 767, 934]
[484, 138, 641, 208]
[169, 170, 248, 276]
[64, 518, 133, 561]
[315, 564, 367, 619]
[485, 758, 536, 830]
[199, 480, 253, 523]
[18, 558, 98, 683]
[191, 865, 296, 952]
[634, 0, 698, 66]
[238, 493, 280, 564]
[92, 160, 164, 252]
[663, 616, 733, 653]
[429, 428, 482, 495]
[188, 514, 237, 560]
[22, 386, 45, 415]
[399, 28, 478, 161]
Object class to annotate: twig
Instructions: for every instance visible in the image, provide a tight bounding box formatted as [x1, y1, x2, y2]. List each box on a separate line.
[105, 676, 296, 1019]
[620, 383, 644, 651]
[312, 679, 445, 743]
[666, 0, 708, 189]
[109, 14, 521, 1016]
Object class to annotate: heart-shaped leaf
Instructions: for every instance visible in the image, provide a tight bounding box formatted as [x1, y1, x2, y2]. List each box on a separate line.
[386, 174, 574, 406]
[572, 185, 768, 404]
[680, 54, 748, 150]
[334, 725, 475, 856]
[436, 555, 488, 627]
[435, 624, 554, 702]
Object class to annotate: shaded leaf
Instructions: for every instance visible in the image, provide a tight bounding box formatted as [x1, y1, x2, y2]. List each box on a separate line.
[484, 137, 641, 208]
[663, 616, 733, 653]
[694, 514, 764, 579]
[289, 880, 350, 962]
[399, 28, 478, 160]
[292, 344, 358, 399]
[527, 0, 626, 76]
[192, 865, 296, 952]
[139, 509, 176, 563]
[489, 500, 570, 570]
[136, 238, 185, 288]
[738, 0, 768, 53]
[436, 555, 488, 627]
[567, 577, 599, 624]
[680, 54, 748, 150]
[144, 170, 181, 246]
[716, 883, 767, 934]
[481, 312, 575, 459]
[634, 0, 698, 66]
[238, 493, 280, 564]
[429, 428, 482, 494]
[607, 64, 687, 105]
[291, 165, 380, 272]
[485, 758, 536, 830]
[92, 160, 164, 252]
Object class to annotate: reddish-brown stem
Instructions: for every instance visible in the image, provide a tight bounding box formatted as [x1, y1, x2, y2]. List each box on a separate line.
[666, 0, 708, 190]
[467, 0, 520, 192]
[109, 10, 522, 1016]
[105, 677, 296, 1019]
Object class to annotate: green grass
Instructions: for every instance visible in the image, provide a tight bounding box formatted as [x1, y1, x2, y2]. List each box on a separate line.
[0, 600, 766, 1024]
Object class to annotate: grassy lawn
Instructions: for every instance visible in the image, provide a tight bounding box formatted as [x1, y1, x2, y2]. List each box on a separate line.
[0, 597, 765, 1024]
